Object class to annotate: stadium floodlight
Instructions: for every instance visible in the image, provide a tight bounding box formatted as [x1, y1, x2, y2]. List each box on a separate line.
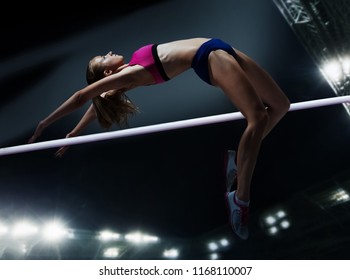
[280, 220, 291, 229]
[207, 237, 230, 252]
[209, 253, 219, 260]
[262, 208, 291, 236]
[98, 230, 121, 242]
[219, 238, 229, 247]
[208, 242, 219, 251]
[342, 57, 350, 75]
[0, 223, 8, 235]
[103, 247, 119, 258]
[321, 60, 343, 83]
[268, 226, 279, 235]
[12, 220, 38, 239]
[163, 248, 179, 259]
[276, 210, 287, 219]
[42, 221, 69, 242]
[330, 188, 350, 203]
[125, 231, 159, 244]
[265, 215, 277, 225]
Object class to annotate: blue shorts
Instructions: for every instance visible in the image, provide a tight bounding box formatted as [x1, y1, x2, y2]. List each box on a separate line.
[191, 38, 238, 85]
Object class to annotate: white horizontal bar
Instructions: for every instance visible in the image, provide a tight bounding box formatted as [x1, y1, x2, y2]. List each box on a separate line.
[1, 95, 349, 157]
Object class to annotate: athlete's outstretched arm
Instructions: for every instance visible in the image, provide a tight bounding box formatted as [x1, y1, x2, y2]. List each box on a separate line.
[28, 91, 85, 144]
[55, 104, 97, 157]
[28, 69, 135, 144]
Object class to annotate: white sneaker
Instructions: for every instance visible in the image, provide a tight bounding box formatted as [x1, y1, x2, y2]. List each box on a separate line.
[225, 191, 249, 240]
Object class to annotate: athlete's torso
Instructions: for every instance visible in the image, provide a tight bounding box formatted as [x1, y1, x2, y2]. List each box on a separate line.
[156, 37, 211, 79]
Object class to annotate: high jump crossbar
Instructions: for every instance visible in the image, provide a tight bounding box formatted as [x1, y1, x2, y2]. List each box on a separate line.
[0, 95, 349, 157]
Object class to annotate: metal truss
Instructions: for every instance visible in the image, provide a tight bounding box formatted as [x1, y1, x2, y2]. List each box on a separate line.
[273, 0, 350, 114]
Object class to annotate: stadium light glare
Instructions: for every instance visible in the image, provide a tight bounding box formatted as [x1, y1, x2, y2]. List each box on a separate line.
[0, 223, 8, 235]
[42, 221, 68, 242]
[98, 230, 121, 242]
[163, 248, 179, 259]
[208, 242, 219, 251]
[322, 60, 343, 82]
[12, 220, 38, 239]
[103, 247, 119, 258]
[219, 238, 229, 247]
[125, 231, 159, 244]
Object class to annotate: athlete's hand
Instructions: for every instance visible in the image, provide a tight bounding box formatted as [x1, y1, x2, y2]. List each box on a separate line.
[55, 132, 76, 158]
[28, 120, 46, 144]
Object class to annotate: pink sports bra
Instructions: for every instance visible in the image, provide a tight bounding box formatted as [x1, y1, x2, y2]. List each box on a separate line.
[128, 44, 170, 84]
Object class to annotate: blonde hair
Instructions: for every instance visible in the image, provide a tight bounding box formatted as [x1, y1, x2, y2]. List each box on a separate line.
[86, 57, 139, 129]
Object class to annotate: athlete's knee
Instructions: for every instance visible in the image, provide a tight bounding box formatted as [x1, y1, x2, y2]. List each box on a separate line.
[248, 109, 269, 133]
[279, 95, 290, 114]
[270, 94, 290, 117]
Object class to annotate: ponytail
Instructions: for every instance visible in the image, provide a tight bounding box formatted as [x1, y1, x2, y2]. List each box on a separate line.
[92, 89, 139, 129]
[86, 58, 139, 129]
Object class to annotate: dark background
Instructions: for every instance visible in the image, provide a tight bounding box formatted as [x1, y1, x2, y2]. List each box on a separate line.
[1, 0, 350, 259]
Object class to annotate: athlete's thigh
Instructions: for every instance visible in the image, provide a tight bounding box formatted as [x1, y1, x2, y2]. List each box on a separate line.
[209, 50, 266, 119]
[234, 50, 289, 108]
